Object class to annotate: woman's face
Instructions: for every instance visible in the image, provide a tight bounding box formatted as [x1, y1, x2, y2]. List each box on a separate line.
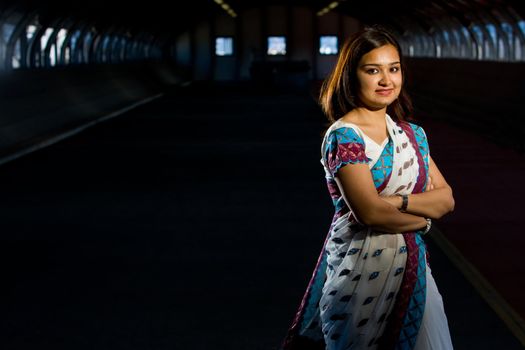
[355, 44, 402, 110]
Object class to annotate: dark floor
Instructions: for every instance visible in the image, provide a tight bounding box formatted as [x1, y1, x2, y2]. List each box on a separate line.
[415, 111, 525, 323]
[0, 82, 522, 349]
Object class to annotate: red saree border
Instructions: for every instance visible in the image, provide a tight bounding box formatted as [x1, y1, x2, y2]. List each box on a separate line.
[378, 121, 429, 349]
[281, 213, 347, 350]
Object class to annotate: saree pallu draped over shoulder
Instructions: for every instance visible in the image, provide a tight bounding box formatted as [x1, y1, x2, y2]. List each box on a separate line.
[281, 114, 430, 350]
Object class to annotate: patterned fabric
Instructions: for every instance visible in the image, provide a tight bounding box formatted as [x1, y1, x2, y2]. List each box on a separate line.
[325, 127, 372, 175]
[378, 122, 430, 349]
[282, 114, 431, 350]
[324, 128, 372, 215]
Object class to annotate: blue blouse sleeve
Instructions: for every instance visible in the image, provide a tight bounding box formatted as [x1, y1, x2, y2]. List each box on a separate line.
[409, 123, 430, 171]
[324, 126, 372, 177]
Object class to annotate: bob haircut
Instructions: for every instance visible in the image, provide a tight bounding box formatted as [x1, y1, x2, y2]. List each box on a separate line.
[319, 24, 413, 124]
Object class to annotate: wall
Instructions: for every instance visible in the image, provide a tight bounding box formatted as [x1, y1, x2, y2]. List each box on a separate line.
[405, 57, 525, 151]
[214, 13, 237, 81]
[175, 32, 192, 68]
[239, 8, 262, 80]
[0, 62, 186, 163]
[176, 6, 362, 82]
[194, 21, 212, 80]
[290, 7, 313, 65]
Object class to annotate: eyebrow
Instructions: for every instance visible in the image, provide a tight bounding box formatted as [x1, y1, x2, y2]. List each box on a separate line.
[361, 62, 400, 67]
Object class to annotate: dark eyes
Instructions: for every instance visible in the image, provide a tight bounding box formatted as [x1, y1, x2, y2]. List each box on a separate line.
[366, 67, 401, 74]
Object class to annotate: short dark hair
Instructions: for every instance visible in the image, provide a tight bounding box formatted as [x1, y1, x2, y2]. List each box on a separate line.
[319, 24, 413, 123]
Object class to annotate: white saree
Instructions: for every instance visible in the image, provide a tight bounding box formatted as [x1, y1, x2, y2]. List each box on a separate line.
[281, 113, 453, 350]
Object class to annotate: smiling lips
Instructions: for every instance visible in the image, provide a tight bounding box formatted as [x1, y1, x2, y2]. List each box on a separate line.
[375, 88, 394, 96]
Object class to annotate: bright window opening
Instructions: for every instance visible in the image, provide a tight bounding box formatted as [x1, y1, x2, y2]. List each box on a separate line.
[12, 39, 20, 69]
[517, 20, 525, 36]
[267, 36, 286, 55]
[320, 36, 338, 55]
[41, 28, 54, 51]
[56, 28, 68, 64]
[27, 25, 37, 41]
[215, 37, 233, 56]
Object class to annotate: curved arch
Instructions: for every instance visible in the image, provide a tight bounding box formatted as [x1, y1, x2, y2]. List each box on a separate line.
[58, 19, 84, 65]
[479, 10, 511, 60]
[108, 27, 126, 63]
[79, 26, 97, 64]
[108, 26, 128, 63]
[88, 26, 108, 64]
[130, 31, 147, 61]
[99, 25, 118, 63]
[41, 17, 68, 67]
[3, 10, 35, 70]
[53, 18, 76, 66]
[502, 6, 525, 61]
[26, 17, 48, 68]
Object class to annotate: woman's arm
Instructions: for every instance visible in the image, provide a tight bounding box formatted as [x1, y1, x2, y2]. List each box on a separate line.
[381, 155, 455, 219]
[336, 163, 428, 234]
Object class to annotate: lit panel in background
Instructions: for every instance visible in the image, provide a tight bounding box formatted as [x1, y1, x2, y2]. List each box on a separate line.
[320, 36, 338, 55]
[216, 37, 233, 56]
[267, 36, 286, 55]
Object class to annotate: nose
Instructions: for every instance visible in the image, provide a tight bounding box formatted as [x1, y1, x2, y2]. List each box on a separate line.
[379, 71, 392, 86]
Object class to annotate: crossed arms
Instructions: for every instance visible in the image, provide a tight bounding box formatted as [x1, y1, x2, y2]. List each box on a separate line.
[336, 155, 455, 234]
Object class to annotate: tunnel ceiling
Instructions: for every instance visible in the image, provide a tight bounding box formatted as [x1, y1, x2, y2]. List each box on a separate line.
[2, 0, 524, 37]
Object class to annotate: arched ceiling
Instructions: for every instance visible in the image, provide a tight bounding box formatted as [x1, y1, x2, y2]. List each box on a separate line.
[1, 0, 524, 37]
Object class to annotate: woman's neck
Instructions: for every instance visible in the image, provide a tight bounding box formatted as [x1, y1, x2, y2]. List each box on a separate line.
[344, 107, 387, 126]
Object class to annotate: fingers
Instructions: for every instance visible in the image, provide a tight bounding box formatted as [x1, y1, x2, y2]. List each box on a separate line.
[426, 176, 434, 191]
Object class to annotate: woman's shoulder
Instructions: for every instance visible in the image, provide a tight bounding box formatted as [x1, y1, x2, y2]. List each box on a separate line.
[401, 120, 429, 151]
[324, 120, 366, 144]
[397, 119, 427, 139]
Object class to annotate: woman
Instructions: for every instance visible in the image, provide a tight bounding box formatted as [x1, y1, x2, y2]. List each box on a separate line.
[281, 25, 455, 350]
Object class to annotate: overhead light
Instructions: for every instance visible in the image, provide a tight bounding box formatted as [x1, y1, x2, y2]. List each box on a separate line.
[214, 0, 236, 18]
[317, 0, 341, 16]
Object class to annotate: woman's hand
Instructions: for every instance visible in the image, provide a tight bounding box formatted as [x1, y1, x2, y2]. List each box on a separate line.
[381, 176, 434, 207]
[426, 175, 435, 192]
